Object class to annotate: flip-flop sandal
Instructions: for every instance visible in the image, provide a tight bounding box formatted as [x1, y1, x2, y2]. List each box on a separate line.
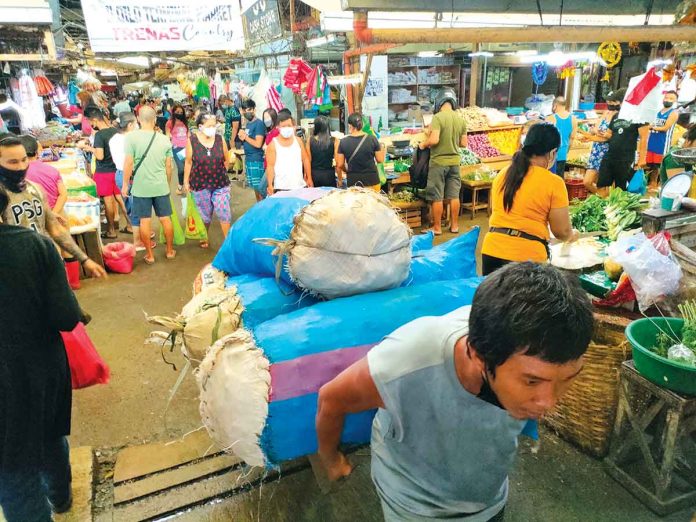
[101, 232, 118, 239]
[199, 241, 210, 249]
[120, 227, 133, 235]
[450, 229, 460, 234]
[150, 232, 156, 239]
[423, 228, 443, 236]
[143, 256, 155, 265]
[166, 251, 177, 260]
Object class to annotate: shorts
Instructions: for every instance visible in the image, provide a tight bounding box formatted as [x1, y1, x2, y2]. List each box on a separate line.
[588, 143, 609, 171]
[246, 161, 265, 192]
[131, 195, 172, 219]
[115, 169, 124, 191]
[191, 186, 232, 224]
[94, 172, 120, 197]
[646, 151, 664, 165]
[426, 164, 461, 202]
[597, 156, 634, 190]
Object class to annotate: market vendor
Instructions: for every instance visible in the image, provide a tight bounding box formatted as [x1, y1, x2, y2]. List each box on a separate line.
[480, 123, 578, 276]
[659, 124, 696, 185]
[646, 91, 680, 188]
[579, 91, 622, 194]
[316, 262, 593, 521]
[0, 135, 106, 279]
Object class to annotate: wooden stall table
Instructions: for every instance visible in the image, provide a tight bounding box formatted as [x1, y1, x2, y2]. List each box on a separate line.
[385, 172, 411, 195]
[459, 179, 492, 219]
[604, 361, 696, 516]
[391, 200, 427, 230]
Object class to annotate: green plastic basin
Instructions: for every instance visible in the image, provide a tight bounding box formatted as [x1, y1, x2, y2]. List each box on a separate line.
[625, 318, 696, 396]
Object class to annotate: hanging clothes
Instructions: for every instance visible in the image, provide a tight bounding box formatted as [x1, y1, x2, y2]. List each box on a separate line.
[67, 81, 80, 106]
[17, 71, 45, 130]
[283, 58, 313, 94]
[267, 84, 283, 113]
[195, 77, 211, 99]
[33, 69, 54, 97]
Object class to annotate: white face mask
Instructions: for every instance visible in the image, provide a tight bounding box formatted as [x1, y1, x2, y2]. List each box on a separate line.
[264, 118, 273, 127]
[201, 126, 217, 137]
[279, 127, 294, 139]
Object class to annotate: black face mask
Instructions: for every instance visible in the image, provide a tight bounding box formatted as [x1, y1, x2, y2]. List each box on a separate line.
[174, 113, 186, 122]
[0, 165, 28, 193]
[477, 371, 505, 410]
[607, 104, 620, 111]
[243, 111, 254, 121]
[664, 101, 675, 109]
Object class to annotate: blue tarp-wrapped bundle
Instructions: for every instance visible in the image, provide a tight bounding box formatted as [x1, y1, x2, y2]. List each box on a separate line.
[197, 278, 482, 467]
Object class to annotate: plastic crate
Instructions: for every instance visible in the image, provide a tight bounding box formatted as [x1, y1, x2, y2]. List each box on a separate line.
[565, 179, 588, 201]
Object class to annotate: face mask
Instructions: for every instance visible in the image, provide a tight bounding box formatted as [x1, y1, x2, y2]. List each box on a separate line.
[477, 371, 504, 410]
[279, 127, 294, 139]
[264, 118, 273, 128]
[664, 101, 674, 109]
[244, 111, 254, 121]
[201, 127, 217, 137]
[0, 165, 28, 193]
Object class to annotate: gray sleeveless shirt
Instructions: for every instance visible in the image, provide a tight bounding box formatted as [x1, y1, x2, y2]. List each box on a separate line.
[367, 306, 525, 521]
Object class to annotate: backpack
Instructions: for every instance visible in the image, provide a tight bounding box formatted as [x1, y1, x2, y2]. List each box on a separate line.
[409, 147, 430, 189]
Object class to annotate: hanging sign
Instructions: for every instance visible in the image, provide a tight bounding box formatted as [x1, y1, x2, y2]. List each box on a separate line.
[243, 0, 283, 43]
[81, 0, 245, 53]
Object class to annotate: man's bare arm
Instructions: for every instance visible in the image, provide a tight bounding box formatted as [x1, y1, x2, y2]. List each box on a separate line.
[45, 208, 88, 262]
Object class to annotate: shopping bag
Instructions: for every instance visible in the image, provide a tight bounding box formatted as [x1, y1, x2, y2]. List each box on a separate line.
[627, 168, 647, 194]
[378, 162, 387, 185]
[60, 322, 110, 389]
[185, 193, 208, 241]
[159, 196, 186, 245]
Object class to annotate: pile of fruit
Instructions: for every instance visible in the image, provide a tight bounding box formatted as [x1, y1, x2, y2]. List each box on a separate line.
[487, 128, 521, 156]
[467, 133, 502, 159]
[457, 107, 488, 130]
[459, 148, 480, 165]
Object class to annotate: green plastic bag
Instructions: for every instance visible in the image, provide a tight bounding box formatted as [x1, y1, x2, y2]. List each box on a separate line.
[377, 163, 387, 186]
[184, 193, 208, 241]
[159, 196, 186, 246]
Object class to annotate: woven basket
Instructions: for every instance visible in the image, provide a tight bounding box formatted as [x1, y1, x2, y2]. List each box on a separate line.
[542, 313, 632, 457]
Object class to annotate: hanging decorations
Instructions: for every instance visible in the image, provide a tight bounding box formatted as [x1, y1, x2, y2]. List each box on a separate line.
[531, 62, 548, 86]
[556, 61, 576, 80]
[598, 41, 622, 82]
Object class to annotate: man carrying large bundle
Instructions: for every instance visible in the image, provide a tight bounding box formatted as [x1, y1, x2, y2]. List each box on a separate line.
[316, 263, 594, 521]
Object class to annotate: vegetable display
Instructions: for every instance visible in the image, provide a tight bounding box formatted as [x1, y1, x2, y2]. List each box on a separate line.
[462, 166, 495, 182]
[388, 190, 418, 203]
[467, 133, 502, 159]
[570, 195, 608, 233]
[457, 107, 488, 130]
[488, 129, 521, 156]
[653, 301, 696, 367]
[605, 188, 643, 241]
[459, 148, 480, 166]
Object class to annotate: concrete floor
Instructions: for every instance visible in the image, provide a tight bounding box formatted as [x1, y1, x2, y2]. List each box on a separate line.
[71, 184, 694, 521]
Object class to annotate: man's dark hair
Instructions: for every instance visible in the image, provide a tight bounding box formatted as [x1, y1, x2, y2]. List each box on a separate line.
[468, 262, 594, 375]
[241, 99, 256, 110]
[278, 108, 292, 119]
[18, 135, 39, 157]
[665, 90, 678, 97]
[84, 106, 106, 121]
[278, 111, 293, 124]
[0, 185, 7, 215]
[0, 135, 23, 156]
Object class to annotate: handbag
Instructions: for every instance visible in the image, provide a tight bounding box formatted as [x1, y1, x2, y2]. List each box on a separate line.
[132, 131, 157, 178]
[60, 322, 110, 389]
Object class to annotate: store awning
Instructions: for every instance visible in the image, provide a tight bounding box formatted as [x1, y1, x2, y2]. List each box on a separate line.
[338, 0, 681, 16]
[0, 0, 53, 24]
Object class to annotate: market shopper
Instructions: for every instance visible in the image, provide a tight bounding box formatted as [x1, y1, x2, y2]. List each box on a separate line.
[597, 98, 650, 197]
[316, 262, 593, 521]
[166, 104, 189, 195]
[579, 91, 621, 194]
[0, 186, 82, 522]
[265, 112, 312, 195]
[263, 108, 280, 146]
[659, 124, 696, 185]
[238, 99, 266, 201]
[110, 112, 152, 251]
[219, 95, 242, 150]
[84, 106, 123, 238]
[545, 96, 577, 177]
[113, 94, 131, 116]
[308, 115, 339, 187]
[0, 135, 106, 279]
[184, 112, 232, 246]
[646, 90, 680, 187]
[336, 113, 384, 191]
[121, 106, 176, 265]
[481, 123, 578, 275]
[22, 135, 67, 214]
[419, 90, 467, 235]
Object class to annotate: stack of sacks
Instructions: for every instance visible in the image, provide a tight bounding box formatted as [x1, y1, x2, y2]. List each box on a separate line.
[213, 187, 412, 299]
[196, 278, 482, 468]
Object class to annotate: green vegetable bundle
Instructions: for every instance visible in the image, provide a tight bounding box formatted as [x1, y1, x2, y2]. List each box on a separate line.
[605, 188, 643, 241]
[570, 195, 608, 233]
[388, 190, 417, 203]
[459, 148, 481, 166]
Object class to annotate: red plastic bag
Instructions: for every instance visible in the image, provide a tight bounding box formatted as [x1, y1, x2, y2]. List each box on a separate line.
[102, 242, 136, 274]
[60, 322, 110, 389]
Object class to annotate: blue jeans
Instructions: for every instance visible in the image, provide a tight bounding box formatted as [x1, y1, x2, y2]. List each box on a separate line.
[0, 437, 71, 522]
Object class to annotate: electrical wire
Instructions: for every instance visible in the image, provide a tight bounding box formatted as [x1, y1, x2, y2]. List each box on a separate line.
[535, 0, 544, 26]
[644, 0, 655, 25]
[560, 0, 564, 26]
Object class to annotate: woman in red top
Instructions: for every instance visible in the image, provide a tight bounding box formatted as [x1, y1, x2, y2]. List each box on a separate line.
[183, 112, 231, 248]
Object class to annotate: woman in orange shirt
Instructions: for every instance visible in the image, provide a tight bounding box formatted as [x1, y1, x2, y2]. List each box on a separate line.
[481, 123, 578, 275]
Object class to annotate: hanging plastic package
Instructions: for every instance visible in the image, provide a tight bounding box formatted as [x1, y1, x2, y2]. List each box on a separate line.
[196, 277, 482, 467]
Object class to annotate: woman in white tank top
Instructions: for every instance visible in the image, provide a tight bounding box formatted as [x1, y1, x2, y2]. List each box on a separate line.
[265, 113, 313, 195]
